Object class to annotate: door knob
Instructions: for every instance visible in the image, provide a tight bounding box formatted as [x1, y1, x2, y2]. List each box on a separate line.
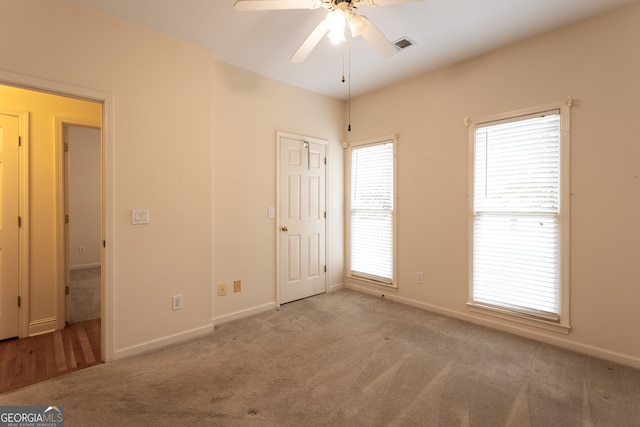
[281, 226, 288, 232]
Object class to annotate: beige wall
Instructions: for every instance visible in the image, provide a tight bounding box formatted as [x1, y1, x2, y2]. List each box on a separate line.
[345, 2, 640, 367]
[1, 0, 343, 358]
[2, 0, 638, 368]
[69, 125, 101, 269]
[0, 0, 214, 356]
[211, 60, 344, 322]
[0, 85, 101, 334]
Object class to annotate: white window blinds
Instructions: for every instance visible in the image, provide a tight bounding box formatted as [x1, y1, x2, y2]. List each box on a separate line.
[350, 142, 394, 283]
[472, 111, 562, 319]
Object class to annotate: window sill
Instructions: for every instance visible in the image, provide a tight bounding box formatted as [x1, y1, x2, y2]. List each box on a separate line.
[346, 274, 397, 292]
[467, 303, 572, 335]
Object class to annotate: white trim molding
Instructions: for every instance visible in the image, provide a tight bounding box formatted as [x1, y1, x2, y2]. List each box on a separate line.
[28, 317, 57, 337]
[114, 323, 214, 360]
[346, 286, 640, 370]
[213, 302, 276, 326]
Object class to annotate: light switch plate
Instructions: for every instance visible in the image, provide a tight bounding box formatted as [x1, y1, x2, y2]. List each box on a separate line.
[132, 208, 150, 225]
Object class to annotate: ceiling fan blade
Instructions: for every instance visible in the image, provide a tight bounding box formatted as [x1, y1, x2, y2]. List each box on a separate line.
[354, 0, 424, 6]
[360, 20, 398, 58]
[290, 19, 329, 63]
[234, 0, 319, 11]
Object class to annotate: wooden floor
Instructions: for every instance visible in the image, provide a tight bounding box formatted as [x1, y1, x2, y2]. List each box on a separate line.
[0, 318, 101, 394]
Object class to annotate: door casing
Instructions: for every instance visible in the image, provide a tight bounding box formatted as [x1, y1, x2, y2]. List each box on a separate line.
[0, 70, 114, 362]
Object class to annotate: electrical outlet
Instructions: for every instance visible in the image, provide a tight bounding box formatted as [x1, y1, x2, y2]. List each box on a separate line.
[172, 295, 183, 311]
[79, 246, 86, 254]
[234, 280, 241, 293]
[218, 284, 227, 296]
[416, 272, 424, 284]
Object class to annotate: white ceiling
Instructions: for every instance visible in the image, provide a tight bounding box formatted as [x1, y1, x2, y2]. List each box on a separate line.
[67, 0, 636, 100]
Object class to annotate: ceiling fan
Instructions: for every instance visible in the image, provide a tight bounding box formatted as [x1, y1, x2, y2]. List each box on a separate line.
[233, 0, 420, 63]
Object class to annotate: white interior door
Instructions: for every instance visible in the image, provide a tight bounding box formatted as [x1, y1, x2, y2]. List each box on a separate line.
[279, 134, 326, 304]
[0, 113, 20, 340]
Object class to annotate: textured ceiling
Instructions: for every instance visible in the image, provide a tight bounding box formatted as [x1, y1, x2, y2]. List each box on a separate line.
[67, 0, 637, 99]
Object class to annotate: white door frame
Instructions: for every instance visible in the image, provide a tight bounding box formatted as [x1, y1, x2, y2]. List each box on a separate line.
[0, 70, 115, 363]
[275, 131, 328, 307]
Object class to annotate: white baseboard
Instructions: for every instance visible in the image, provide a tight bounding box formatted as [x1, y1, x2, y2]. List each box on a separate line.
[328, 282, 345, 292]
[213, 302, 276, 325]
[70, 263, 101, 270]
[345, 283, 640, 370]
[114, 323, 214, 360]
[28, 317, 57, 336]
[212, 286, 345, 325]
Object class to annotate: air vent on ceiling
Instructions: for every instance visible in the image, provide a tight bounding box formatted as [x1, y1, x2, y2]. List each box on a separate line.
[393, 37, 416, 51]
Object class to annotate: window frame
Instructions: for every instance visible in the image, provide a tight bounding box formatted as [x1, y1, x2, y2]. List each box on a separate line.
[345, 134, 398, 289]
[467, 101, 572, 334]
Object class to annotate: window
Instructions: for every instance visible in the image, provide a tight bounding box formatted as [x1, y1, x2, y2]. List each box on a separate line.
[469, 102, 571, 333]
[346, 135, 396, 286]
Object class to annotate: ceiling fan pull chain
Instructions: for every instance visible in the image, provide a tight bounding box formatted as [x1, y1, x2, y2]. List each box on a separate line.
[348, 32, 352, 132]
[342, 50, 346, 83]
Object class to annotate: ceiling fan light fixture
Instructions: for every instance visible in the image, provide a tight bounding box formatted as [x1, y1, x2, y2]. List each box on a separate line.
[236, 0, 412, 63]
[326, 10, 346, 45]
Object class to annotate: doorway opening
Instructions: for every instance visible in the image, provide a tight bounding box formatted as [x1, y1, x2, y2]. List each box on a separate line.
[0, 73, 113, 391]
[63, 124, 102, 326]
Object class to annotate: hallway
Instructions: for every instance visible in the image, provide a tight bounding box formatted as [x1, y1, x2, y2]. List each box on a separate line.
[0, 268, 102, 394]
[0, 318, 101, 394]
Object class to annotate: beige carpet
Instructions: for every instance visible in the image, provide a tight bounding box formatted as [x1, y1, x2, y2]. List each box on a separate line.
[69, 266, 101, 323]
[1, 289, 639, 426]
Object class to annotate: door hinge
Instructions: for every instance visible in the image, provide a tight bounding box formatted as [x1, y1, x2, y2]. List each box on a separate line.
[64, 142, 69, 153]
[18, 296, 21, 307]
[65, 214, 69, 224]
[65, 286, 70, 296]
[18, 136, 22, 147]
[324, 265, 327, 273]
[18, 216, 21, 227]
[324, 211, 326, 219]
[103, 240, 106, 248]
[324, 157, 326, 165]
